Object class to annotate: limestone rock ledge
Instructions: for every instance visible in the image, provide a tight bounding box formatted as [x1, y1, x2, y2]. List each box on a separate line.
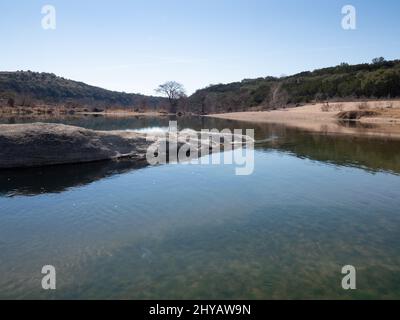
[0, 123, 159, 169]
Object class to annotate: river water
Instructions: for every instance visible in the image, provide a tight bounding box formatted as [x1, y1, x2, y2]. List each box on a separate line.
[0, 115, 400, 299]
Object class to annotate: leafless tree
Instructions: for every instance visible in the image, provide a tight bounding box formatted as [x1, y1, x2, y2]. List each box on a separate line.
[155, 81, 186, 113]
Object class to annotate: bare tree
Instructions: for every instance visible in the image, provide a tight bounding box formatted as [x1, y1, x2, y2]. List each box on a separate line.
[155, 81, 186, 113]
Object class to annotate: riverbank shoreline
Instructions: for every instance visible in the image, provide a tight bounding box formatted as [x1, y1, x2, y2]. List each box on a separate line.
[0, 106, 171, 117]
[208, 101, 400, 140]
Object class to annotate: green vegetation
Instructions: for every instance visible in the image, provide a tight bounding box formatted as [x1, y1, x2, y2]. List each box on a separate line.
[189, 58, 400, 114]
[1, 58, 400, 114]
[0, 71, 166, 111]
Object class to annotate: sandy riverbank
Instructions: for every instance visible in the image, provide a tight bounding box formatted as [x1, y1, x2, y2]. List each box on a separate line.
[208, 101, 400, 139]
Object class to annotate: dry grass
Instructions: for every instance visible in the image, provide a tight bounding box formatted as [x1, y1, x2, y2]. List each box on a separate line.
[358, 102, 369, 110]
[321, 103, 344, 112]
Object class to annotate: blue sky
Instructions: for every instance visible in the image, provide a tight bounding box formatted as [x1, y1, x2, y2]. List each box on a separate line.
[1, 0, 399, 95]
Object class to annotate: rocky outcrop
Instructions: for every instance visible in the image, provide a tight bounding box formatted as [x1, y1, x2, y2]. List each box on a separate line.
[0, 123, 160, 169]
[0, 123, 224, 169]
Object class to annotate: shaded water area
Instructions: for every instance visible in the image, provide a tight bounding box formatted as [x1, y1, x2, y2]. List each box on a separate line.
[1, 115, 400, 299]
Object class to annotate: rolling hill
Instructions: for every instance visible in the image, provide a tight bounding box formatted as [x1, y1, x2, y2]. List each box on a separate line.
[0, 71, 167, 111]
[2, 58, 400, 115]
[188, 58, 400, 114]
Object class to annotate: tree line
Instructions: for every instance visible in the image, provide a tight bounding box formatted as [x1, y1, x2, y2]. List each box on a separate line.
[187, 58, 400, 114]
[2, 58, 400, 114]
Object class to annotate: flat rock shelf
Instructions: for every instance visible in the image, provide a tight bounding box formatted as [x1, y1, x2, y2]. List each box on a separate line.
[0, 123, 158, 168]
[0, 123, 221, 169]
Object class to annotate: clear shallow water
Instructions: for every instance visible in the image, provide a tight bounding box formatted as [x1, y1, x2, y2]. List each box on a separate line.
[1, 116, 400, 299]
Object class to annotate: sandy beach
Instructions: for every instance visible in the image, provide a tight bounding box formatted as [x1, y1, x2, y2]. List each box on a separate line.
[208, 100, 400, 139]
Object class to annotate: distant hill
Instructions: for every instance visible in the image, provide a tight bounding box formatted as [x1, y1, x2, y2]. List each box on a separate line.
[2, 59, 400, 115]
[188, 59, 400, 114]
[0, 71, 167, 111]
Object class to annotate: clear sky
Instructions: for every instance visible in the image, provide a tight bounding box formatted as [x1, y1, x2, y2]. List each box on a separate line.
[1, 0, 399, 95]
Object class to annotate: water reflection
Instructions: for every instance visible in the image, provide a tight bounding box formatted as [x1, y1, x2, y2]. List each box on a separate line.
[0, 114, 174, 131]
[0, 160, 147, 197]
[259, 126, 400, 175]
[1, 115, 400, 299]
[1, 115, 400, 196]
